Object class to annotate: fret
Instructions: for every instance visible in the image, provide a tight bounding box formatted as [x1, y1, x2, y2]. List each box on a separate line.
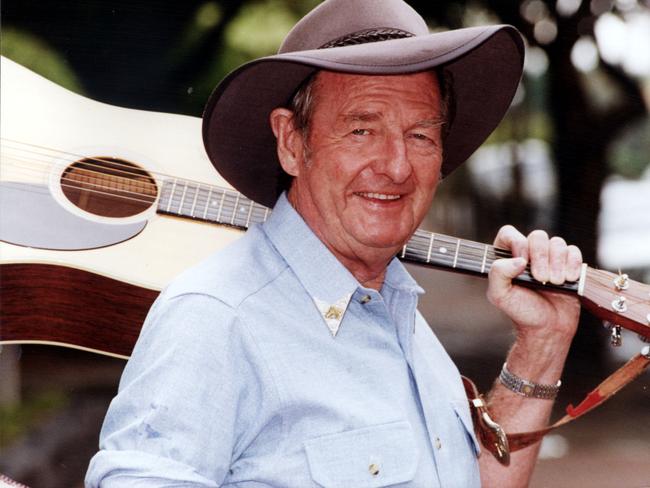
[178, 182, 189, 214]
[236, 197, 250, 227]
[481, 244, 489, 274]
[401, 245, 407, 258]
[426, 233, 435, 263]
[190, 184, 200, 218]
[165, 179, 178, 213]
[216, 190, 227, 222]
[196, 186, 210, 220]
[263, 207, 269, 222]
[245, 200, 254, 228]
[230, 193, 241, 226]
[183, 184, 198, 217]
[453, 238, 460, 268]
[157, 179, 172, 211]
[203, 187, 213, 219]
[250, 204, 266, 225]
[172, 182, 187, 214]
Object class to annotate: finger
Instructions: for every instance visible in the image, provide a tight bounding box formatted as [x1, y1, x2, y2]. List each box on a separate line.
[549, 236, 568, 285]
[486, 256, 528, 306]
[494, 225, 528, 261]
[528, 230, 550, 284]
[566, 245, 583, 282]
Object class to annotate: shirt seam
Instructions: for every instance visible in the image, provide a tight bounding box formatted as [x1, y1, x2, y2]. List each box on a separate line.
[233, 267, 294, 466]
[166, 290, 287, 472]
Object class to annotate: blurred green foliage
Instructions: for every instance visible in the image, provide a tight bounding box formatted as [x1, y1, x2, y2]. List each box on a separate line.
[609, 118, 650, 178]
[1, 27, 83, 94]
[0, 390, 68, 448]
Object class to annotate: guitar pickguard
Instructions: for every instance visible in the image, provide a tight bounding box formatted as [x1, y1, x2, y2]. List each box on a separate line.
[0, 182, 146, 250]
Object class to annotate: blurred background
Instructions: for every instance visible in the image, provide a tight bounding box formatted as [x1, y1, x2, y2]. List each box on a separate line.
[1, 0, 649, 486]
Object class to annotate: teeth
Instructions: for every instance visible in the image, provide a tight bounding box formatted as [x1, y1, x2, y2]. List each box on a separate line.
[357, 192, 400, 200]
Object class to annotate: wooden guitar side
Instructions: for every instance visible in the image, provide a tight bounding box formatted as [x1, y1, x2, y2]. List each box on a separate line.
[0, 263, 157, 358]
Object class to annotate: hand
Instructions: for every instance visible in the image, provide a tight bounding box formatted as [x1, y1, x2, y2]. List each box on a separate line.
[486, 225, 583, 342]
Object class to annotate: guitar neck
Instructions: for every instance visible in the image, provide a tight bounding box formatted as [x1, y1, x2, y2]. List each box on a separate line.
[156, 178, 269, 229]
[399, 229, 579, 293]
[156, 178, 578, 294]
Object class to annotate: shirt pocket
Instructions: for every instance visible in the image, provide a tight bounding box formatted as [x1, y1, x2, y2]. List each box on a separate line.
[303, 420, 418, 488]
[452, 400, 481, 457]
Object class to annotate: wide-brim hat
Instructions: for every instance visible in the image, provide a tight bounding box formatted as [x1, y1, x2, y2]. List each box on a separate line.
[202, 0, 524, 208]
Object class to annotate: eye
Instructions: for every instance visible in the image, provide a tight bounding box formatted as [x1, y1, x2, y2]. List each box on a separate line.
[351, 128, 370, 136]
[410, 133, 430, 141]
[408, 132, 434, 144]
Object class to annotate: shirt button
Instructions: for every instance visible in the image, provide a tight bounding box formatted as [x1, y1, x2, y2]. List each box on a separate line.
[368, 463, 380, 476]
[435, 437, 442, 450]
[360, 295, 372, 304]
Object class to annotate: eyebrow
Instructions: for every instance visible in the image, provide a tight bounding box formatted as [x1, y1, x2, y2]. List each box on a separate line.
[412, 118, 446, 128]
[341, 112, 445, 127]
[341, 111, 382, 123]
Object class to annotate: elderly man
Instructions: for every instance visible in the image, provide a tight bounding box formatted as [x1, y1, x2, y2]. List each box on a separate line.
[87, 1, 582, 486]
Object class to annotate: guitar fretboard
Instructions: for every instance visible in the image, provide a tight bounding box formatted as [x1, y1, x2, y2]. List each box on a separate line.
[156, 178, 578, 293]
[157, 178, 269, 229]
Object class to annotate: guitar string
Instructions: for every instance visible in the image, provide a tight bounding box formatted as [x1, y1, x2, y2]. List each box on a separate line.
[404, 234, 564, 278]
[0, 140, 278, 221]
[408, 231, 514, 259]
[2, 138, 176, 177]
[2, 162, 269, 227]
[0, 140, 570, 275]
[409, 232, 537, 261]
[3, 155, 531, 265]
[4, 157, 158, 198]
[2, 152, 243, 208]
[404, 236, 550, 275]
[403, 245, 539, 276]
[408, 237, 510, 260]
[1, 149, 253, 207]
[0, 141, 588, 254]
[3, 155, 158, 204]
[2, 144, 160, 189]
[1, 138, 217, 191]
[3, 153, 270, 222]
[1, 170, 557, 279]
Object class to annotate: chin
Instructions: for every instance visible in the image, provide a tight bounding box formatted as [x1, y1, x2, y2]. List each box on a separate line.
[355, 228, 412, 250]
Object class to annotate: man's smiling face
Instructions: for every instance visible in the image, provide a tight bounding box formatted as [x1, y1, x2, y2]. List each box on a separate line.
[285, 71, 445, 262]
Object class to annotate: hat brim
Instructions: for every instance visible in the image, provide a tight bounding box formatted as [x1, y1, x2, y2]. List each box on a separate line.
[203, 25, 524, 208]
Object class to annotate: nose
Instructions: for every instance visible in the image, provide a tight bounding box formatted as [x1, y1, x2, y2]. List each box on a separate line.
[372, 133, 412, 184]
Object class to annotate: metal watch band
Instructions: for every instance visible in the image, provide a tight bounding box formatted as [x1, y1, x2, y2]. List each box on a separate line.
[499, 363, 561, 400]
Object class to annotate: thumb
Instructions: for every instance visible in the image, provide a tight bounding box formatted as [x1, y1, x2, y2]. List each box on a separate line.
[487, 257, 527, 305]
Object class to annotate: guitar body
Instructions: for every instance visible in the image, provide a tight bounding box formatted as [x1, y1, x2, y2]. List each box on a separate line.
[0, 57, 244, 289]
[1, 56, 243, 354]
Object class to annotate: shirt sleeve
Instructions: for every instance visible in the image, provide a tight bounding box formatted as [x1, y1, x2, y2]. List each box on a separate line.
[86, 292, 271, 487]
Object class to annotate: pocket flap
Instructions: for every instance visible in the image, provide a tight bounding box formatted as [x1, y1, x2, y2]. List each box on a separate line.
[304, 421, 418, 488]
[453, 401, 481, 456]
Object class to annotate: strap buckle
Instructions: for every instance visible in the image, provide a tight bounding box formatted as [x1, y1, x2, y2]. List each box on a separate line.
[472, 397, 511, 466]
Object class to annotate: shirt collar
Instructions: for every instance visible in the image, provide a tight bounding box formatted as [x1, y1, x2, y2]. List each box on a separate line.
[263, 194, 359, 336]
[263, 193, 424, 335]
[383, 258, 425, 297]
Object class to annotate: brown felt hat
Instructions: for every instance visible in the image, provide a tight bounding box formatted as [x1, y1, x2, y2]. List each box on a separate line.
[202, 0, 524, 208]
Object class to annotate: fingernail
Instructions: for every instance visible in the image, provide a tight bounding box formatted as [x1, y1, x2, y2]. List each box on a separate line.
[513, 257, 527, 268]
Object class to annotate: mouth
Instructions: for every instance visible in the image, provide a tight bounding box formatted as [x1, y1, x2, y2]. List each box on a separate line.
[354, 192, 402, 201]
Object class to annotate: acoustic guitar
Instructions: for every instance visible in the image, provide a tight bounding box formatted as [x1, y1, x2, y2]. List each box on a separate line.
[1, 56, 649, 359]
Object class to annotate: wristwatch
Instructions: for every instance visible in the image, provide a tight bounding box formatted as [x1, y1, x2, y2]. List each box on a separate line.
[499, 363, 561, 400]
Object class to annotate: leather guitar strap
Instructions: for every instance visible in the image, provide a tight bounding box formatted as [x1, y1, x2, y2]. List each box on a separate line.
[463, 349, 650, 466]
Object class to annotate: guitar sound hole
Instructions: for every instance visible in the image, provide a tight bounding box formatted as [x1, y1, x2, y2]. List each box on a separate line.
[61, 157, 157, 218]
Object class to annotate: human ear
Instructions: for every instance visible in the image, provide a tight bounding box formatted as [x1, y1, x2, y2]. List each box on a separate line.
[269, 108, 305, 177]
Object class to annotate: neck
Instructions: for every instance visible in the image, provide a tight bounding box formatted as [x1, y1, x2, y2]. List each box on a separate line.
[287, 189, 397, 290]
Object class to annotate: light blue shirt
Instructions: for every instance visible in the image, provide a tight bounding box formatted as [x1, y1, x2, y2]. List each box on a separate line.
[86, 194, 480, 487]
